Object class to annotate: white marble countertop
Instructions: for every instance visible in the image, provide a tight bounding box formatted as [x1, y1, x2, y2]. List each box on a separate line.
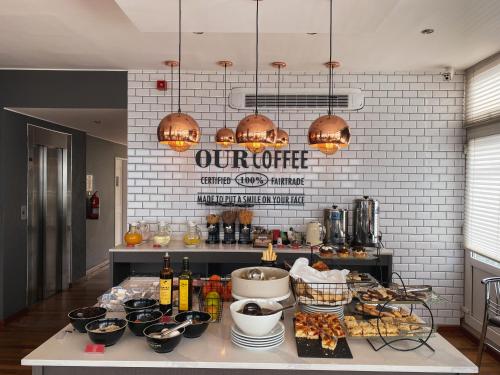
[110, 240, 393, 256]
[22, 308, 477, 373]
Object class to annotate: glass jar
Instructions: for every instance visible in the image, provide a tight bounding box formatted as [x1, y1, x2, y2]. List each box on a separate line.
[124, 222, 142, 247]
[183, 221, 202, 247]
[138, 220, 152, 242]
[153, 221, 172, 247]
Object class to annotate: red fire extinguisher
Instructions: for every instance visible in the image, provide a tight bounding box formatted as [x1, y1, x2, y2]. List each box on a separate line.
[86, 191, 100, 220]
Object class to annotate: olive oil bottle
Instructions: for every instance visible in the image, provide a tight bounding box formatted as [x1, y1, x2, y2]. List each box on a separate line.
[178, 257, 193, 312]
[159, 252, 173, 315]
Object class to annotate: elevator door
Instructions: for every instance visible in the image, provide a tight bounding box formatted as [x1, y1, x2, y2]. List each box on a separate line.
[27, 126, 71, 305]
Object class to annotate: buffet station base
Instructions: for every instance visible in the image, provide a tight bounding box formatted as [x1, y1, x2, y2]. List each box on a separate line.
[22, 305, 477, 375]
[109, 241, 393, 286]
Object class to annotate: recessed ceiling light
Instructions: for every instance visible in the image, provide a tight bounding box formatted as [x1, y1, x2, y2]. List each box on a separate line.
[421, 28, 434, 35]
[193, 32, 204, 35]
[307, 32, 318, 35]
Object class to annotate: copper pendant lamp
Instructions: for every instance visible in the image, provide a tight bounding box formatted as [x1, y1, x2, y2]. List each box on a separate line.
[215, 60, 236, 147]
[157, 0, 200, 152]
[236, 0, 277, 154]
[271, 61, 289, 149]
[308, 0, 350, 155]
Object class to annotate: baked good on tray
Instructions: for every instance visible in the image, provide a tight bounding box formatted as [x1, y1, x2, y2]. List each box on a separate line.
[320, 332, 337, 351]
[294, 312, 346, 351]
[344, 314, 424, 337]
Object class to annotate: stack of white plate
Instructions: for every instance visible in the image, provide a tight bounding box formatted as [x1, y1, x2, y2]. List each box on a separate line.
[300, 304, 345, 320]
[231, 322, 285, 350]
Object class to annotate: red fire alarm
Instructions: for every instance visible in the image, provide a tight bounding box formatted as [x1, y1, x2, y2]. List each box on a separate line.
[156, 80, 167, 90]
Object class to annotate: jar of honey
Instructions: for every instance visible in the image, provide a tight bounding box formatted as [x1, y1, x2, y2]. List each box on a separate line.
[124, 222, 142, 247]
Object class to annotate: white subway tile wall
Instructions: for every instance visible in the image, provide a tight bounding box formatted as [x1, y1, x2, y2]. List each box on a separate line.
[128, 70, 465, 325]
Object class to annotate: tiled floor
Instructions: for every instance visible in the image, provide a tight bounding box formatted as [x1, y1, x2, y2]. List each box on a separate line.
[0, 267, 497, 375]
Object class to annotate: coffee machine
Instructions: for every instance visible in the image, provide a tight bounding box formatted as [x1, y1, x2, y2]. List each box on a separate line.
[323, 205, 349, 246]
[352, 196, 380, 247]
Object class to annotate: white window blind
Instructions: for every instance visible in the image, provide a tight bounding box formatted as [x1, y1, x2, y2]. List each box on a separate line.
[464, 134, 500, 262]
[465, 56, 500, 126]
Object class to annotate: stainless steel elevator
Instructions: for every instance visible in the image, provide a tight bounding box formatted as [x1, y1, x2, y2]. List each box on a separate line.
[27, 125, 72, 305]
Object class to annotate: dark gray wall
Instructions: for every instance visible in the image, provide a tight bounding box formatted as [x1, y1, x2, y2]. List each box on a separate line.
[0, 110, 86, 319]
[0, 70, 126, 109]
[86, 136, 127, 270]
[0, 70, 127, 321]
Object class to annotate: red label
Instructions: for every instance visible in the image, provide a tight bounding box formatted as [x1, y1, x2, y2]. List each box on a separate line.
[85, 344, 105, 353]
[160, 315, 171, 323]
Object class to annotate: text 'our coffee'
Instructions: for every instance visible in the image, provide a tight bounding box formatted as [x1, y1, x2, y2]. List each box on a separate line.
[195, 149, 309, 170]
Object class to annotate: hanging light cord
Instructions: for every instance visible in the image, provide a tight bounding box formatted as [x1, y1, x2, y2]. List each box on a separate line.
[177, 0, 182, 113]
[328, 0, 333, 116]
[277, 65, 281, 130]
[170, 64, 174, 112]
[255, 0, 259, 115]
[224, 63, 227, 128]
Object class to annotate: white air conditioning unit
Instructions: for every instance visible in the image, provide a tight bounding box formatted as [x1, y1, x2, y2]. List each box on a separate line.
[229, 87, 364, 111]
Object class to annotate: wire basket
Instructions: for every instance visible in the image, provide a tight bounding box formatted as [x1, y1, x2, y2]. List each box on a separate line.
[197, 278, 231, 323]
[291, 277, 353, 306]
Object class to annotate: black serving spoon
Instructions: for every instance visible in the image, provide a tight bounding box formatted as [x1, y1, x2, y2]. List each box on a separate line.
[242, 302, 296, 316]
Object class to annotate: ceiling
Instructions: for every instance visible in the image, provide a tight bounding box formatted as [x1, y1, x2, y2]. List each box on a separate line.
[7, 108, 128, 145]
[0, 0, 498, 72]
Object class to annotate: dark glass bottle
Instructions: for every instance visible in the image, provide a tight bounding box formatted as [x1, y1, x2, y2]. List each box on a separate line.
[159, 252, 173, 315]
[178, 257, 193, 312]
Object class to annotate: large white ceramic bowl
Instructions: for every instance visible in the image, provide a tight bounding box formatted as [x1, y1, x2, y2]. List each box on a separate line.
[231, 267, 289, 299]
[230, 299, 283, 337]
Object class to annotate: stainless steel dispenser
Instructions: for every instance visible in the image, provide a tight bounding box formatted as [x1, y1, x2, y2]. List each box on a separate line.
[324, 205, 349, 246]
[352, 196, 379, 247]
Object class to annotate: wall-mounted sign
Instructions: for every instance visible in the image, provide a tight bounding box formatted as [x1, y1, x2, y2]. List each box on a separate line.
[195, 149, 307, 207]
[197, 192, 305, 206]
[200, 173, 305, 188]
[195, 149, 309, 169]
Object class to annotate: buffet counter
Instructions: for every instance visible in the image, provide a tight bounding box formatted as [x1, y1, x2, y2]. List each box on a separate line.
[109, 241, 393, 285]
[22, 307, 477, 375]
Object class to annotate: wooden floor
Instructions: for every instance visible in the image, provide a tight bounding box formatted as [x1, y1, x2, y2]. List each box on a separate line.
[0, 267, 498, 375]
[0, 268, 109, 375]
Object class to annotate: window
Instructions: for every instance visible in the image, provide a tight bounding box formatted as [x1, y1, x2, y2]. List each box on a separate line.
[464, 134, 500, 262]
[465, 54, 500, 126]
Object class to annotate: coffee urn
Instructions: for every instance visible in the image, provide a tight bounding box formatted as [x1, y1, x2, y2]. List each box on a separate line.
[352, 196, 380, 247]
[324, 205, 349, 246]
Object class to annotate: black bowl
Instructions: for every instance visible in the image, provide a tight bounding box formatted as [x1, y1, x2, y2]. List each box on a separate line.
[85, 318, 127, 347]
[126, 309, 163, 336]
[123, 298, 158, 314]
[174, 311, 211, 338]
[68, 306, 107, 333]
[144, 323, 185, 353]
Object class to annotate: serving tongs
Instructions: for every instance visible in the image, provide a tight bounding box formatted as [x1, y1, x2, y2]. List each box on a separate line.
[157, 319, 193, 338]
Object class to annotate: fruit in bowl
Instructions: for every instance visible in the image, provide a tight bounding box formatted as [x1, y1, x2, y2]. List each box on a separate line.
[230, 299, 282, 337]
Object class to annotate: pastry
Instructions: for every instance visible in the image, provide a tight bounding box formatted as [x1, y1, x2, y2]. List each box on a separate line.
[353, 249, 367, 258]
[349, 325, 363, 336]
[312, 261, 329, 271]
[320, 332, 337, 351]
[337, 249, 350, 258]
[294, 312, 346, 344]
[319, 245, 334, 257]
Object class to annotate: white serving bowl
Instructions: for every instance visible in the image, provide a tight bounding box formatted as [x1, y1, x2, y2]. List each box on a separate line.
[231, 267, 289, 299]
[230, 299, 283, 337]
